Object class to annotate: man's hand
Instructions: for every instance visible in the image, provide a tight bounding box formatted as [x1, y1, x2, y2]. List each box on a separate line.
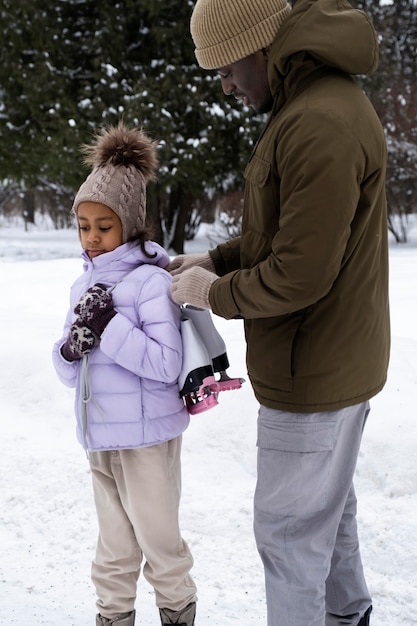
[166, 252, 216, 276]
[171, 267, 217, 309]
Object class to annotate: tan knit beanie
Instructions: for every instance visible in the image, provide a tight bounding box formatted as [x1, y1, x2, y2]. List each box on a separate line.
[72, 122, 158, 243]
[190, 0, 292, 70]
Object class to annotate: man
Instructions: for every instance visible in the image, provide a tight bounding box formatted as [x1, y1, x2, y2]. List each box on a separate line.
[168, 1, 390, 624]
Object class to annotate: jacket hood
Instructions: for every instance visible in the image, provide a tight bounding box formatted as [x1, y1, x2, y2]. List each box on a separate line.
[81, 240, 170, 274]
[270, 0, 379, 90]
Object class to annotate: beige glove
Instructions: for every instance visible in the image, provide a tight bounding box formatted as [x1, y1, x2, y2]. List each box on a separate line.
[166, 252, 216, 276]
[171, 267, 218, 309]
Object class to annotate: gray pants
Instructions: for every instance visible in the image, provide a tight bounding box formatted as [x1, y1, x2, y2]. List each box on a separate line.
[254, 402, 372, 626]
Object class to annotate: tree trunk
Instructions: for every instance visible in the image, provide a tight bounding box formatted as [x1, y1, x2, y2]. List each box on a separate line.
[23, 189, 36, 230]
[169, 187, 194, 254]
[147, 189, 164, 247]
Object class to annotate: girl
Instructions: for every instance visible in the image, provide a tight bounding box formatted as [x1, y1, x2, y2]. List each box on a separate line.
[52, 123, 197, 626]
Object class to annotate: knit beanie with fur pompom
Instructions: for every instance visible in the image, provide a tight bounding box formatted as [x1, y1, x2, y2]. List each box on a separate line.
[72, 122, 158, 243]
[190, 0, 291, 70]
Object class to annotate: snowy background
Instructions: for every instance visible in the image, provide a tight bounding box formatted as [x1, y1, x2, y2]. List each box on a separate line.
[0, 221, 416, 625]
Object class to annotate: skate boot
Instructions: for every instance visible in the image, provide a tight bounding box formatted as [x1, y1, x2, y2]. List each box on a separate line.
[96, 610, 135, 625]
[159, 602, 196, 626]
[179, 315, 219, 415]
[181, 306, 245, 393]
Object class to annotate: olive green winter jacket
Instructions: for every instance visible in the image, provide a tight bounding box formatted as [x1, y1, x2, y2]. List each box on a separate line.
[208, 0, 390, 412]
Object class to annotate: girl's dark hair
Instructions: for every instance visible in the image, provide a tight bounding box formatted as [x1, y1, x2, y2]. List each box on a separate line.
[129, 217, 157, 258]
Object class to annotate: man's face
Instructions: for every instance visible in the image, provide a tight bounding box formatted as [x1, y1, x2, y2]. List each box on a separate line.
[217, 50, 273, 114]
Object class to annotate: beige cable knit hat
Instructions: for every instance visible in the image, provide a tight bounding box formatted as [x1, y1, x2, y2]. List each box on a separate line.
[72, 122, 158, 243]
[190, 0, 292, 70]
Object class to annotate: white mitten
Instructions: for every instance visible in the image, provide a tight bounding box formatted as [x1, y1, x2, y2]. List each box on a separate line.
[166, 252, 215, 276]
[171, 267, 217, 309]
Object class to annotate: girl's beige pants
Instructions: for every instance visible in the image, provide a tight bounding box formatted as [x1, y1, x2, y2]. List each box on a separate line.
[88, 436, 197, 619]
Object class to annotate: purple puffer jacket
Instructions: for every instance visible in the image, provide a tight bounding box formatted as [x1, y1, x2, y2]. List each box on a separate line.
[52, 241, 189, 452]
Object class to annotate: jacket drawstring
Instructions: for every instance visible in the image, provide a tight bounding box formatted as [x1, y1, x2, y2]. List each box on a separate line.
[78, 281, 121, 453]
[79, 354, 91, 455]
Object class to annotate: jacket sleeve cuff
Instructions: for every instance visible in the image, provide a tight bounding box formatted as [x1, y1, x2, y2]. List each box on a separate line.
[209, 271, 241, 319]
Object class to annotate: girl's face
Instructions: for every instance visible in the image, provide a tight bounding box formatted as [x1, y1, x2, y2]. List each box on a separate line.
[77, 202, 123, 259]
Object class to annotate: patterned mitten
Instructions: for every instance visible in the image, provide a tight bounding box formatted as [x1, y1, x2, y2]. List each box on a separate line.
[74, 283, 117, 336]
[61, 319, 99, 361]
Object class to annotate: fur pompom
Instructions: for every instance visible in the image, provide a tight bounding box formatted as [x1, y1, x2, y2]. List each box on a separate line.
[81, 122, 158, 182]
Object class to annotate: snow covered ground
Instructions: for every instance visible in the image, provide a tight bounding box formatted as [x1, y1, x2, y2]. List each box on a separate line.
[0, 223, 416, 625]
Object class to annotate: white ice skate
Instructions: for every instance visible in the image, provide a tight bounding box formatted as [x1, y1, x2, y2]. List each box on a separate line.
[179, 307, 245, 415]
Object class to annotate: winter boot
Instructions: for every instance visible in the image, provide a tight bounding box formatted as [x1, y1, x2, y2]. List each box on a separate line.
[159, 602, 196, 626]
[96, 610, 135, 626]
[357, 605, 372, 625]
[181, 306, 244, 393]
